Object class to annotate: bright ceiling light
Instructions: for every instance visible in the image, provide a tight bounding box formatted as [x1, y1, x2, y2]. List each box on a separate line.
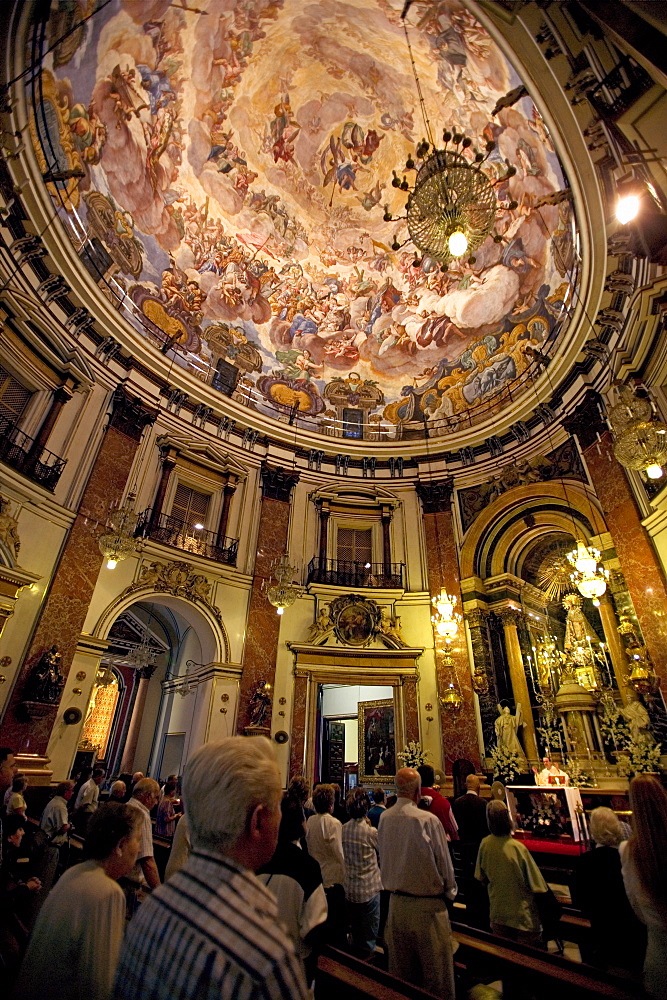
[616, 194, 639, 224]
[646, 463, 663, 480]
[447, 230, 469, 256]
[193, 522, 204, 530]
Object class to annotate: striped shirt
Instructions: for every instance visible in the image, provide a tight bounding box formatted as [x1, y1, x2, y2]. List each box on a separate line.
[114, 848, 308, 1000]
[341, 819, 383, 903]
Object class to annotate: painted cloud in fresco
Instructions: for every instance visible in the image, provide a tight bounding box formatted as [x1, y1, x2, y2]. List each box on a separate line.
[32, 0, 578, 435]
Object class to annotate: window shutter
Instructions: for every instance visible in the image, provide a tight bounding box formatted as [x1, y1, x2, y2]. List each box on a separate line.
[337, 527, 372, 565]
[170, 483, 210, 532]
[0, 364, 31, 424]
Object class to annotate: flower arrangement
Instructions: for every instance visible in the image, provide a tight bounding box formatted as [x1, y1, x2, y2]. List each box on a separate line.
[489, 744, 522, 784]
[396, 741, 433, 768]
[618, 738, 663, 776]
[564, 757, 596, 788]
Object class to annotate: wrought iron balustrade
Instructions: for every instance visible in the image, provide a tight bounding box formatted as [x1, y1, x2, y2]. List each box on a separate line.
[0, 414, 67, 492]
[588, 57, 654, 120]
[135, 508, 238, 566]
[307, 557, 404, 589]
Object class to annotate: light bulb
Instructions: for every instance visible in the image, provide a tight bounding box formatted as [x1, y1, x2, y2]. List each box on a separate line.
[448, 230, 468, 256]
[106, 559, 118, 570]
[276, 606, 284, 615]
[646, 463, 663, 479]
[193, 522, 204, 530]
[616, 194, 639, 224]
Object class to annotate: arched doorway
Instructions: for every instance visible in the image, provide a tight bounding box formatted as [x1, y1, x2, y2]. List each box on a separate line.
[78, 592, 236, 780]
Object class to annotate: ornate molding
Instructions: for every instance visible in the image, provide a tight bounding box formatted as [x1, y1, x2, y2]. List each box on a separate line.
[307, 594, 410, 649]
[121, 559, 230, 660]
[260, 463, 299, 502]
[498, 607, 525, 628]
[563, 389, 605, 450]
[416, 479, 453, 514]
[464, 608, 489, 630]
[108, 387, 157, 442]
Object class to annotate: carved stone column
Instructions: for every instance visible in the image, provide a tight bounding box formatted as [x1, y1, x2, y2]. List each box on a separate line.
[381, 508, 392, 579]
[27, 384, 72, 460]
[565, 391, 667, 692]
[237, 464, 299, 733]
[150, 449, 177, 530]
[0, 388, 156, 762]
[597, 592, 632, 702]
[317, 501, 330, 565]
[499, 608, 538, 762]
[416, 480, 480, 770]
[465, 608, 498, 748]
[217, 480, 237, 547]
[119, 665, 157, 773]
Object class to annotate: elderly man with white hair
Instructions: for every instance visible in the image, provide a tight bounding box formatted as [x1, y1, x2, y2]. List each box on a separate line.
[377, 766, 457, 999]
[114, 737, 308, 1000]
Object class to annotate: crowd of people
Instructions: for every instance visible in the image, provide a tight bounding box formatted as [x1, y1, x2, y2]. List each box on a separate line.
[1, 742, 666, 999]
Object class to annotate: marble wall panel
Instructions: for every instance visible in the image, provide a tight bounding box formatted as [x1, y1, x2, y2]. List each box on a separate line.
[289, 671, 309, 779]
[0, 425, 141, 754]
[423, 512, 481, 770]
[585, 432, 667, 689]
[237, 496, 291, 732]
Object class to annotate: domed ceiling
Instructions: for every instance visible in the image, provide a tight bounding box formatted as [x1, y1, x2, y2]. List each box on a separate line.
[30, 0, 578, 441]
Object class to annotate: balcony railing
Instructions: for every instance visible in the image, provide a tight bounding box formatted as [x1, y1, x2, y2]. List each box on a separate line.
[0, 414, 66, 492]
[307, 557, 404, 589]
[135, 509, 239, 566]
[587, 56, 654, 121]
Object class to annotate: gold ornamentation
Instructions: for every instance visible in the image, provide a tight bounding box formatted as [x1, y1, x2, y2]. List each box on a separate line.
[29, 70, 84, 211]
[0, 495, 21, 562]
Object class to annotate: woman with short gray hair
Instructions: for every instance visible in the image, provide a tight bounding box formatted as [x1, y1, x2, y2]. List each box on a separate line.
[475, 800, 548, 946]
[576, 805, 645, 972]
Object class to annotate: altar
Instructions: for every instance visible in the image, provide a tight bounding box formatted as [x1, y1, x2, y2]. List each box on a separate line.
[506, 784, 588, 850]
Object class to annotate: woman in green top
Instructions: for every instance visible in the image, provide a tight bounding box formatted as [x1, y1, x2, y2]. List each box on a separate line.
[475, 799, 548, 946]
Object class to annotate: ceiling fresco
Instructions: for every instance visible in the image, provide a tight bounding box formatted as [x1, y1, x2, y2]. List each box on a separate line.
[30, 0, 578, 440]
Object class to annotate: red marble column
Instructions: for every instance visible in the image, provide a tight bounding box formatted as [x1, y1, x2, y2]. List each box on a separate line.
[417, 481, 481, 771]
[237, 465, 299, 733]
[289, 670, 309, 779]
[403, 675, 420, 745]
[566, 392, 667, 689]
[0, 388, 156, 755]
[120, 665, 157, 773]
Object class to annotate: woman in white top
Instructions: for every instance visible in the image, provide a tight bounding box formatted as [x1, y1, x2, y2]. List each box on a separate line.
[305, 783, 345, 947]
[17, 802, 141, 1000]
[621, 774, 667, 999]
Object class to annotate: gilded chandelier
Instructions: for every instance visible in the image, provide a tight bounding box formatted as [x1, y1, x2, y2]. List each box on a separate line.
[263, 554, 301, 615]
[388, 132, 517, 266]
[98, 495, 139, 570]
[608, 383, 667, 481]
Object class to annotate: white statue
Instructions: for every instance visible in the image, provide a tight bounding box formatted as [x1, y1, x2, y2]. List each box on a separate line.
[622, 696, 653, 745]
[495, 702, 526, 759]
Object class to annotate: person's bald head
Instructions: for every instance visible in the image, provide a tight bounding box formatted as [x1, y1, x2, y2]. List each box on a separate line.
[132, 778, 160, 808]
[396, 767, 421, 801]
[466, 774, 481, 793]
[132, 771, 144, 785]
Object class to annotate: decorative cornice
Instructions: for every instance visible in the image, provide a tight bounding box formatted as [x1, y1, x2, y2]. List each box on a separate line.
[416, 478, 453, 514]
[108, 387, 157, 442]
[562, 389, 605, 450]
[260, 463, 299, 502]
[498, 607, 525, 628]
